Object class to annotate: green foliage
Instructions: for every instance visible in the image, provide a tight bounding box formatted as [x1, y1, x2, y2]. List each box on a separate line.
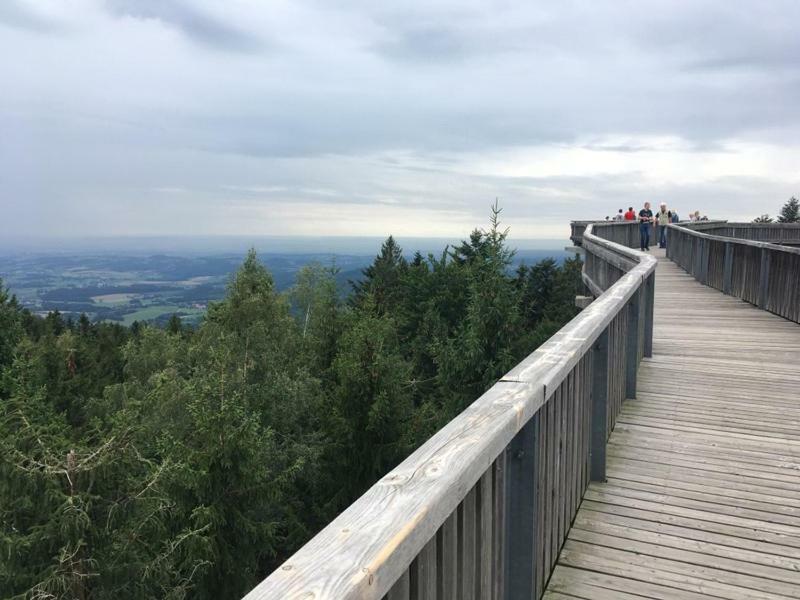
[753, 214, 774, 223]
[0, 279, 22, 377]
[0, 210, 583, 599]
[778, 196, 800, 223]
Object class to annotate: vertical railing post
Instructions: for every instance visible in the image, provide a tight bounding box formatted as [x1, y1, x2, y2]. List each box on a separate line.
[643, 273, 655, 358]
[722, 242, 733, 295]
[699, 238, 709, 284]
[624, 289, 640, 399]
[503, 417, 537, 599]
[590, 328, 609, 482]
[665, 226, 672, 259]
[758, 247, 771, 309]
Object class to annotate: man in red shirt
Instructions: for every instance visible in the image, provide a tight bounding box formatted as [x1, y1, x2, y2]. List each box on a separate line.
[623, 207, 636, 220]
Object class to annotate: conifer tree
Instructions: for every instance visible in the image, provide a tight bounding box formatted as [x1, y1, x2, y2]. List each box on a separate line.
[350, 235, 408, 313]
[327, 301, 413, 503]
[778, 197, 800, 223]
[166, 313, 183, 335]
[436, 202, 521, 415]
[0, 278, 22, 375]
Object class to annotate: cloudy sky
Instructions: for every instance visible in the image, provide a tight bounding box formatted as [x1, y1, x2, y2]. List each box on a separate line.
[1, 0, 799, 241]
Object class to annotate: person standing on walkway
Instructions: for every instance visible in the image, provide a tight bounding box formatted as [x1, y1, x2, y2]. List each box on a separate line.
[656, 202, 670, 248]
[639, 202, 654, 251]
[624, 206, 636, 221]
[671, 210, 680, 223]
[613, 209, 624, 221]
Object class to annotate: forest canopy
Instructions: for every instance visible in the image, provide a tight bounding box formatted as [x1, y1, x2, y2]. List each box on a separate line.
[0, 209, 582, 599]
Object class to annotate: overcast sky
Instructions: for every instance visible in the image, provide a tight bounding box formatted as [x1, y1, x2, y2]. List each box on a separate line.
[2, 0, 799, 241]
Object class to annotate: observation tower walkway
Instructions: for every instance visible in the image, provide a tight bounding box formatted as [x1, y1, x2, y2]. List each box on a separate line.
[544, 248, 800, 599]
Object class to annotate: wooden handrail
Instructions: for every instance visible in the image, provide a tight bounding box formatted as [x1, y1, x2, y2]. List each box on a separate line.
[667, 222, 800, 323]
[243, 224, 656, 600]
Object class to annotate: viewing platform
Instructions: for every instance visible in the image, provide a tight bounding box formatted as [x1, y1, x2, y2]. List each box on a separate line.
[545, 247, 800, 599]
[245, 220, 800, 600]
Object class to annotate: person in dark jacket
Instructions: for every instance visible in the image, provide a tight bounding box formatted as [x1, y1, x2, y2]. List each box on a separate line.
[639, 202, 654, 251]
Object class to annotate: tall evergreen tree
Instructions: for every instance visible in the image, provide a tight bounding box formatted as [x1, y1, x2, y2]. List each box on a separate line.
[777, 197, 800, 223]
[436, 202, 521, 415]
[326, 302, 413, 504]
[350, 236, 408, 314]
[0, 278, 22, 376]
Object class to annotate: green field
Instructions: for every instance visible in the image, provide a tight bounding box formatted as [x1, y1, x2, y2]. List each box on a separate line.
[119, 305, 205, 326]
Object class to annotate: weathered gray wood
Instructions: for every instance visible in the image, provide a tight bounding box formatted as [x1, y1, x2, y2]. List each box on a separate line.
[386, 570, 409, 600]
[536, 403, 547, 599]
[758, 246, 770, 309]
[491, 456, 505, 600]
[590, 327, 609, 482]
[545, 248, 800, 600]
[458, 488, 476, 600]
[502, 416, 538, 599]
[668, 221, 800, 323]
[582, 237, 637, 272]
[413, 536, 436, 599]
[722, 241, 733, 294]
[643, 273, 654, 357]
[624, 291, 639, 399]
[438, 513, 457, 600]
[477, 471, 492, 600]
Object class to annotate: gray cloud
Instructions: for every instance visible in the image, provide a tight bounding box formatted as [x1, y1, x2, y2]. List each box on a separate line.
[104, 0, 263, 52]
[0, 0, 66, 33]
[0, 0, 798, 239]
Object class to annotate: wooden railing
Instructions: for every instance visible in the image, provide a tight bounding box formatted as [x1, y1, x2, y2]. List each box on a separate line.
[682, 222, 800, 246]
[570, 220, 648, 249]
[667, 223, 800, 323]
[243, 223, 656, 600]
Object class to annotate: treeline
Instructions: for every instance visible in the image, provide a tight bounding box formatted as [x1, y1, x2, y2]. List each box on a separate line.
[0, 210, 581, 599]
[753, 196, 799, 223]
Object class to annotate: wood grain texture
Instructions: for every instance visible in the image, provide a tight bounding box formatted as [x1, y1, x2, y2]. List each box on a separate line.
[546, 248, 800, 600]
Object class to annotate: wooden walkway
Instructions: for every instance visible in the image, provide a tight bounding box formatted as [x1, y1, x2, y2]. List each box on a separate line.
[544, 248, 800, 599]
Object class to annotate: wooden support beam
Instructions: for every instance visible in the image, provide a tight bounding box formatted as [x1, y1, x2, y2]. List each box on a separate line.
[758, 247, 771, 309]
[590, 327, 609, 482]
[503, 416, 538, 599]
[624, 290, 640, 399]
[722, 242, 733, 295]
[643, 274, 655, 358]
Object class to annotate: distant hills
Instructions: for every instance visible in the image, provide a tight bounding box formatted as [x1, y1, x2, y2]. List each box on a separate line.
[0, 238, 572, 326]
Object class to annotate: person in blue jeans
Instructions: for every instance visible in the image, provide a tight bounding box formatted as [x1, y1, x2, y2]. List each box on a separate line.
[639, 202, 653, 251]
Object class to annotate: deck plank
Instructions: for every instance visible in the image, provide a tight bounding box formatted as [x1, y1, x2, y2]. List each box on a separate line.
[545, 248, 800, 599]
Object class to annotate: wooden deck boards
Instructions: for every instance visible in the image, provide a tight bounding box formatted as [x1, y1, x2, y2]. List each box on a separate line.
[544, 249, 800, 599]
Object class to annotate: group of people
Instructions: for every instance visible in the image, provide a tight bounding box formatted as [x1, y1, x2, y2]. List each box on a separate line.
[603, 205, 710, 251]
[606, 203, 686, 251]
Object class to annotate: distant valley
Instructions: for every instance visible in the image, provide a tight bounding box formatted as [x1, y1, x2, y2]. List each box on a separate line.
[0, 243, 571, 327]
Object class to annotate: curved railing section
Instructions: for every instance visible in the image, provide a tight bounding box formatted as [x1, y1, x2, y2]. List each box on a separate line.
[243, 223, 656, 600]
[667, 222, 800, 323]
[570, 220, 641, 248]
